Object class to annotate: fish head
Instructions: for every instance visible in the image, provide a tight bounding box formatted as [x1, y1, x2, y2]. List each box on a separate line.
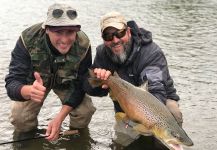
[162, 127, 194, 147]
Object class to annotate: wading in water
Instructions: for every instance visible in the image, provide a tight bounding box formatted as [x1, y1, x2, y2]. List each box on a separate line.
[5, 3, 96, 142]
[86, 12, 193, 150]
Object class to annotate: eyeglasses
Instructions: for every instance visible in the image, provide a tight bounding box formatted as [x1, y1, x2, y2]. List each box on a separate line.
[102, 29, 127, 41]
[52, 9, 77, 20]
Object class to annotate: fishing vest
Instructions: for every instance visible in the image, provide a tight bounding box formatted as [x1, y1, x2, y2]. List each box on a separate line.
[21, 23, 90, 89]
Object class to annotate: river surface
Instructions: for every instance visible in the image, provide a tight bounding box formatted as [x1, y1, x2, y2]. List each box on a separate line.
[0, 0, 217, 150]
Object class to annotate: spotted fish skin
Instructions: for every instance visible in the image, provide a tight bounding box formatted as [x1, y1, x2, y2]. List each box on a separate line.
[88, 70, 193, 149]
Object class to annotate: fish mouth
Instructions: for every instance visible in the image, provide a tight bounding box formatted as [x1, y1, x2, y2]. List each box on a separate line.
[166, 137, 193, 147]
[169, 130, 194, 146]
[168, 144, 184, 150]
[183, 139, 194, 146]
[166, 139, 182, 145]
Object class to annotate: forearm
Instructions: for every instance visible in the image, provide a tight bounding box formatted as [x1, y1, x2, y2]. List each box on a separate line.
[5, 81, 26, 101]
[139, 50, 168, 103]
[5, 37, 32, 101]
[46, 105, 73, 141]
[165, 77, 180, 101]
[56, 105, 73, 122]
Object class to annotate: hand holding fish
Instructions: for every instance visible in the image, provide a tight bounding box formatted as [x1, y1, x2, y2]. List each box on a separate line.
[88, 69, 193, 150]
[93, 68, 111, 89]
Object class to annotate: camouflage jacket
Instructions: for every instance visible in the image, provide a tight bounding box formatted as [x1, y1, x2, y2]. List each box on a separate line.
[5, 23, 92, 108]
[85, 21, 180, 112]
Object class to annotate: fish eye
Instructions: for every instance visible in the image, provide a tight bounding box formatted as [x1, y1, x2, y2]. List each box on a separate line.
[171, 131, 181, 139]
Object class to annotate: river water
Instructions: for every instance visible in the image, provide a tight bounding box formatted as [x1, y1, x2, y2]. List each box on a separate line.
[0, 0, 217, 150]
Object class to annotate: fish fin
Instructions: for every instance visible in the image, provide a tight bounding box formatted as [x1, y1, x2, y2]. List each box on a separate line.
[140, 81, 148, 91]
[109, 91, 117, 101]
[115, 112, 128, 121]
[133, 124, 152, 136]
[113, 71, 119, 77]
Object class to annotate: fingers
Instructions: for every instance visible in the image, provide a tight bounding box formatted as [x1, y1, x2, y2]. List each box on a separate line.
[33, 72, 46, 91]
[93, 68, 111, 80]
[30, 72, 46, 102]
[166, 99, 183, 126]
[34, 72, 43, 85]
[46, 129, 59, 141]
[46, 121, 61, 141]
[30, 91, 45, 102]
[45, 124, 52, 137]
[102, 84, 109, 89]
[93, 68, 111, 89]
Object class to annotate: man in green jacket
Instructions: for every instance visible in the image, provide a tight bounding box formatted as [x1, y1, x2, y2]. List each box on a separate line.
[5, 3, 96, 141]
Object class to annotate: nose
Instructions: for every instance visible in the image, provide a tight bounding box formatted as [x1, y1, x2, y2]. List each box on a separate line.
[112, 36, 120, 43]
[60, 33, 70, 43]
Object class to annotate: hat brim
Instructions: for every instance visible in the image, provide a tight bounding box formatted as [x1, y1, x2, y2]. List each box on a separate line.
[47, 26, 81, 32]
[42, 17, 81, 29]
[101, 22, 125, 32]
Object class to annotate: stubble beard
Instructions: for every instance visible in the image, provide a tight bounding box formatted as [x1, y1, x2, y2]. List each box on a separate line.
[107, 39, 132, 64]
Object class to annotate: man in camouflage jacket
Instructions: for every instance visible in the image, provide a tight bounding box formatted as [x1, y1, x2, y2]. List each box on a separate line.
[5, 3, 95, 141]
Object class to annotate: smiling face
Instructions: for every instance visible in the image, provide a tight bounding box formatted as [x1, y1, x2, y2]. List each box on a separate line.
[46, 28, 77, 54]
[103, 27, 131, 55]
[102, 26, 132, 64]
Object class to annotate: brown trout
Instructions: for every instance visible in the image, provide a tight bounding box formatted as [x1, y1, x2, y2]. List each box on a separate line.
[88, 70, 193, 150]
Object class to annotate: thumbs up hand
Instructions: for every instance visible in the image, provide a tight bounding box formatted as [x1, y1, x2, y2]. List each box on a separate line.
[30, 72, 46, 103]
[34, 72, 43, 85]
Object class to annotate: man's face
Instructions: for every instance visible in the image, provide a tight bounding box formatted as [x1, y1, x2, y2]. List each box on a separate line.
[46, 28, 77, 54]
[103, 27, 131, 63]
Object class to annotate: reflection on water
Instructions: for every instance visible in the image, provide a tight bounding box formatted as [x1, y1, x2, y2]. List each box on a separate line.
[11, 128, 95, 150]
[0, 0, 217, 150]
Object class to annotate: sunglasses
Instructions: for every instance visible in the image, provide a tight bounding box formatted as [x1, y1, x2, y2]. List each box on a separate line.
[52, 9, 77, 20]
[102, 29, 127, 41]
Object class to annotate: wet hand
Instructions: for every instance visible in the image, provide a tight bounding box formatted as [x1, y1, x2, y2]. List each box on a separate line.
[166, 99, 183, 127]
[93, 68, 111, 80]
[45, 117, 62, 141]
[30, 72, 46, 103]
[94, 68, 111, 89]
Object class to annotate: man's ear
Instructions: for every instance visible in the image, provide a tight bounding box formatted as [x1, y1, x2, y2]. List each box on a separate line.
[127, 27, 131, 38]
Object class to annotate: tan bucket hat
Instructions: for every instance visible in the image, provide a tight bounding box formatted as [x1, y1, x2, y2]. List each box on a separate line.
[42, 3, 81, 29]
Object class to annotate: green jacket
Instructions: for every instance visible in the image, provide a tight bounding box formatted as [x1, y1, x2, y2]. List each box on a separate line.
[6, 23, 91, 107]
